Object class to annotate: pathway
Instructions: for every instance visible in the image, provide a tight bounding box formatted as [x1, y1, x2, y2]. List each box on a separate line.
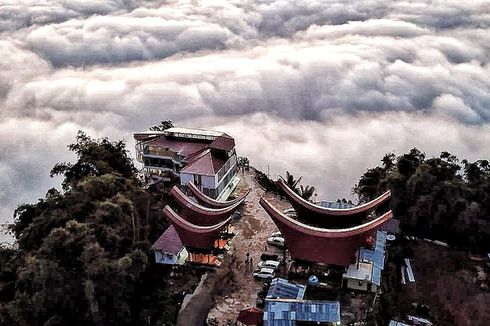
[206, 170, 289, 325]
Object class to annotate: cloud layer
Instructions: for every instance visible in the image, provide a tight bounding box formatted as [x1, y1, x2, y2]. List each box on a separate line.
[1, 0, 489, 241]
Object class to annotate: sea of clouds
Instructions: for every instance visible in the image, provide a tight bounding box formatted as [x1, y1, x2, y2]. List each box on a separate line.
[1, 0, 489, 242]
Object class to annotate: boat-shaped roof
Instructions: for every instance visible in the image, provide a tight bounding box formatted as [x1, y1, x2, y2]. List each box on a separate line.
[277, 177, 391, 227]
[170, 186, 243, 225]
[259, 197, 392, 265]
[187, 181, 250, 209]
[163, 205, 231, 249]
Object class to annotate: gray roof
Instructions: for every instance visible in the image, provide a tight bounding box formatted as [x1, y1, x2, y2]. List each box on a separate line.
[389, 320, 410, 326]
[264, 299, 340, 325]
[267, 278, 306, 300]
[404, 258, 415, 283]
[319, 201, 356, 209]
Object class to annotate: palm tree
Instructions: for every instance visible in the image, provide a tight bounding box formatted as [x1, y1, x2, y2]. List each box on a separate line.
[284, 171, 302, 194]
[300, 185, 316, 201]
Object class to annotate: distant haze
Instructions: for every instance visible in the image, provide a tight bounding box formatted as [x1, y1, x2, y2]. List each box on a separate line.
[1, 0, 489, 242]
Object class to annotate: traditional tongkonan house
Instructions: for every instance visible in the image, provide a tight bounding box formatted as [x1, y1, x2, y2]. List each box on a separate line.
[276, 177, 391, 228]
[259, 197, 393, 266]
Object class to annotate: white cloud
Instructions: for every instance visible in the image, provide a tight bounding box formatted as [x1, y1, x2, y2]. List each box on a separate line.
[0, 0, 489, 242]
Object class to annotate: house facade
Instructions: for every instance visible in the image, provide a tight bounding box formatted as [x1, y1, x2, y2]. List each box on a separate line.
[152, 225, 188, 265]
[134, 127, 239, 199]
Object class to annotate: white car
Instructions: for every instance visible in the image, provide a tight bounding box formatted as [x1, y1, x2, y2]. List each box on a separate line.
[267, 236, 286, 249]
[253, 268, 275, 280]
[270, 231, 282, 238]
[283, 208, 297, 217]
[258, 260, 280, 270]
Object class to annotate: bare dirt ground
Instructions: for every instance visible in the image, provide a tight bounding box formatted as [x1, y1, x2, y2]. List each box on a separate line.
[397, 241, 490, 326]
[206, 170, 289, 325]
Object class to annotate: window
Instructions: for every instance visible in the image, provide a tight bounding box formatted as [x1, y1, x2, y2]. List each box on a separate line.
[194, 174, 202, 187]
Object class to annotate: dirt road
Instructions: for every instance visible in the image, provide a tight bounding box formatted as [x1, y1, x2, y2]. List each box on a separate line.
[206, 170, 288, 325]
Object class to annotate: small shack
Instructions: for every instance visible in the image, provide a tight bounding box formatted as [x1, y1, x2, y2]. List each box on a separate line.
[152, 225, 188, 265]
[342, 231, 386, 292]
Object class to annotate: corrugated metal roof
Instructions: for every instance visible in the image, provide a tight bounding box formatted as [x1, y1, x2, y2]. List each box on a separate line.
[144, 137, 210, 158]
[345, 230, 387, 287]
[405, 258, 415, 282]
[209, 135, 235, 151]
[165, 127, 224, 138]
[359, 231, 386, 270]
[319, 201, 356, 209]
[180, 150, 226, 176]
[376, 231, 387, 249]
[389, 320, 410, 326]
[372, 266, 382, 286]
[266, 278, 306, 300]
[264, 299, 340, 325]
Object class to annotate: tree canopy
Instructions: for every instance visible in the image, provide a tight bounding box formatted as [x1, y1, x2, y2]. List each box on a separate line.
[0, 132, 175, 326]
[354, 148, 490, 250]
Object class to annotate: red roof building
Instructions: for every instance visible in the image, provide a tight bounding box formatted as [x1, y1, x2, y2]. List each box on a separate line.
[133, 127, 239, 199]
[259, 197, 393, 266]
[163, 205, 232, 250]
[209, 135, 235, 151]
[170, 186, 244, 226]
[187, 181, 251, 209]
[277, 177, 391, 228]
[180, 150, 226, 176]
[151, 225, 188, 265]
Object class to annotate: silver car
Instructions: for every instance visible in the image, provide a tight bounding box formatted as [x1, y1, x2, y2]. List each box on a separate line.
[253, 267, 275, 280]
[257, 260, 280, 270]
[267, 236, 286, 249]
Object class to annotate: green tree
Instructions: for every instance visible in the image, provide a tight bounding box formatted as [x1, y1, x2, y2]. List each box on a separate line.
[0, 132, 177, 326]
[354, 148, 490, 250]
[299, 185, 316, 201]
[149, 120, 174, 131]
[284, 171, 302, 194]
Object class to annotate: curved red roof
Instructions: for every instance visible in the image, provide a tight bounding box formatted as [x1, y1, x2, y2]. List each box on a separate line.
[277, 178, 391, 228]
[259, 197, 393, 266]
[163, 205, 231, 249]
[170, 186, 243, 225]
[187, 181, 250, 209]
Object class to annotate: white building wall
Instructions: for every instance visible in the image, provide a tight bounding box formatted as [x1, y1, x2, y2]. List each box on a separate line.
[345, 278, 369, 291]
[154, 251, 177, 265]
[201, 175, 216, 188]
[180, 173, 194, 186]
[180, 173, 216, 189]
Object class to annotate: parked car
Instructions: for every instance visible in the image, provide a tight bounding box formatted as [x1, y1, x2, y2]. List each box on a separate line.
[283, 208, 297, 217]
[260, 252, 281, 261]
[267, 236, 286, 249]
[258, 260, 280, 270]
[253, 268, 275, 280]
[270, 231, 282, 238]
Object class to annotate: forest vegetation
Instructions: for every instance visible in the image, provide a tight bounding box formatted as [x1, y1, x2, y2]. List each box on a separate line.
[0, 131, 488, 326]
[0, 132, 180, 326]
[354, 148, 490, 251]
